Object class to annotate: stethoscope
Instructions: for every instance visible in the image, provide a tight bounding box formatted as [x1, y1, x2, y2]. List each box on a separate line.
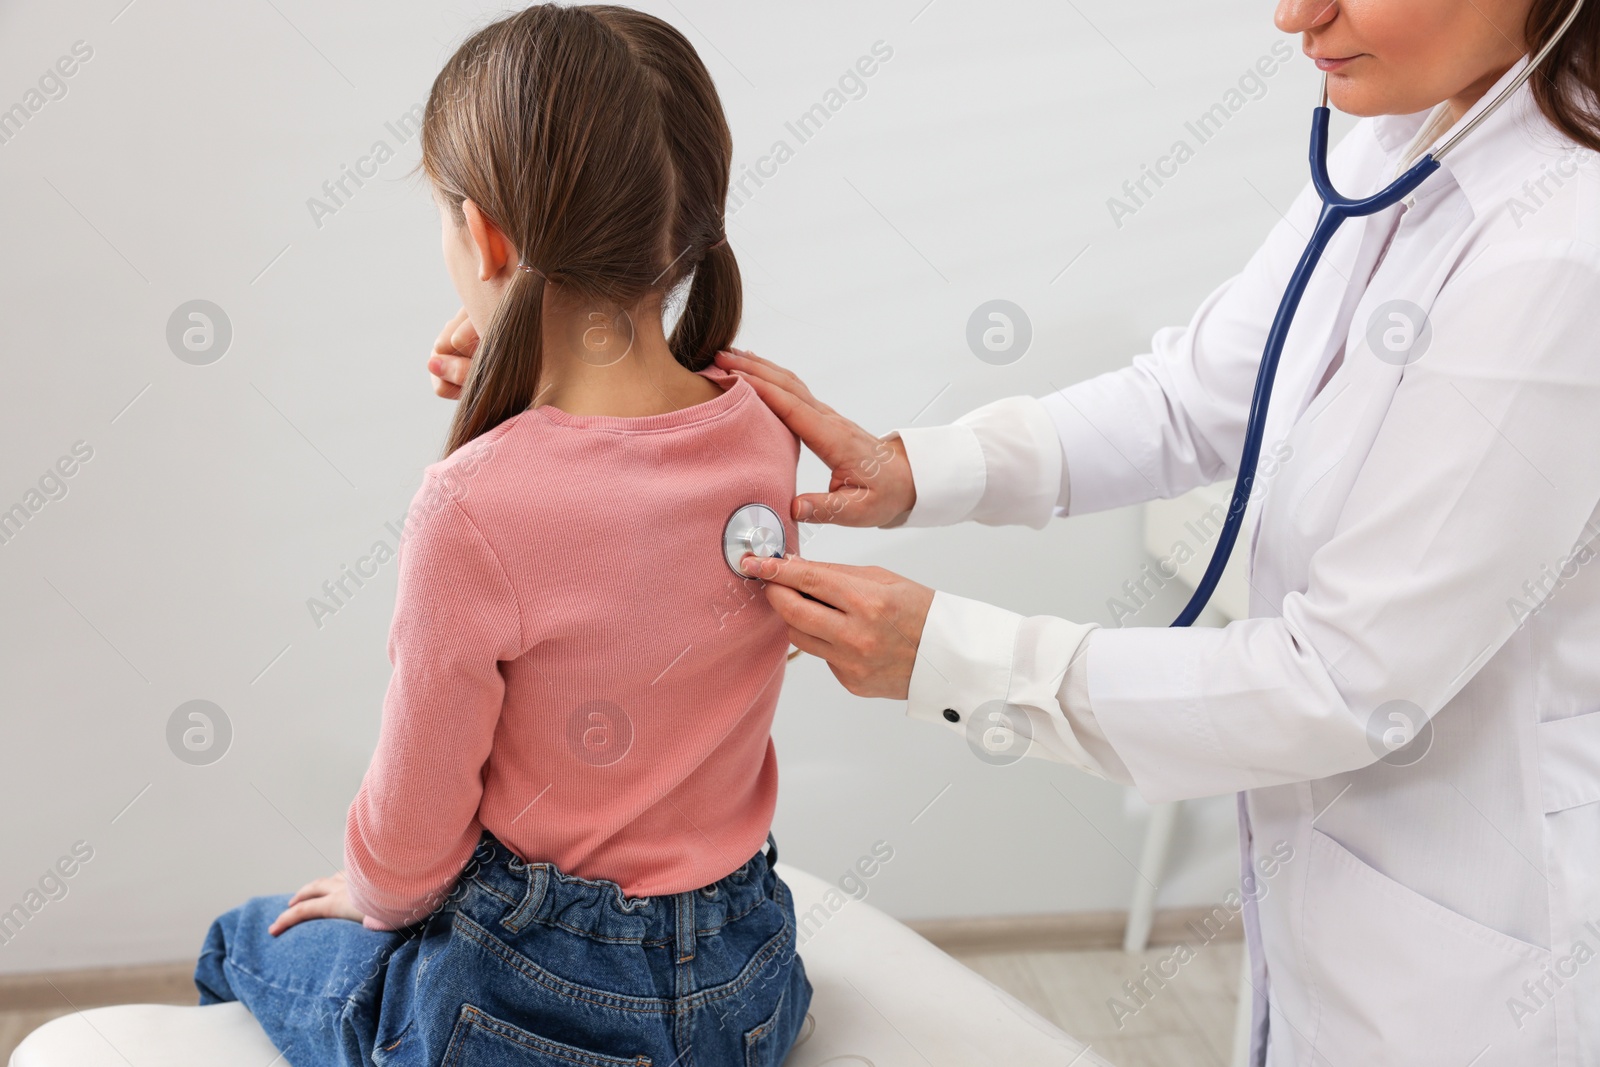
[723, 0, 1586, 624]
[723, 502, 786, 575]
[1169, 3, 1585, 627]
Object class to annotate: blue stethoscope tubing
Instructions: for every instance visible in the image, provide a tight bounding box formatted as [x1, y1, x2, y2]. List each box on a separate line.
[1169, 3, 1586, 628]
[1168, 103, 1437, 627]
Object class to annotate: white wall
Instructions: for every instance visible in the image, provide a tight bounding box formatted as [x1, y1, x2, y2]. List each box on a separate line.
[0, 0, 1330, 973]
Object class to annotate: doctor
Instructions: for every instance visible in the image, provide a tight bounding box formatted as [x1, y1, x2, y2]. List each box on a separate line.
[425, 1, 1600, 1062]
[722, 1, 1600, 1064]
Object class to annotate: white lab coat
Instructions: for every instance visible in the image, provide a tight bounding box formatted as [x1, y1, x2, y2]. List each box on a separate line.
[892, 60, 1600, 1065]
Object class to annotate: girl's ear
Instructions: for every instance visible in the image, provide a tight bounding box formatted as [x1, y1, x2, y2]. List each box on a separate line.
[461, 198, 514, 282]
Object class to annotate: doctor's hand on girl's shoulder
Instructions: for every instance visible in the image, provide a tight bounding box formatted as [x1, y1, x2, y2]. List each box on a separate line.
[714, 349, 917, 529]
[428, 307, 479, 400]
[741, 553, 933, 700]
[268, 871, 366, 936]
[425, 328, 922, 533]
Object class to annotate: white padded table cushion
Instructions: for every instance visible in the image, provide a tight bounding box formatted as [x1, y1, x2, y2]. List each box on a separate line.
[12, 864, 1111, 1067]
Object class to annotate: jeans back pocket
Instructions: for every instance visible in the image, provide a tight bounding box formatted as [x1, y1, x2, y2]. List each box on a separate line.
[442, 1005, 651, 1067]
[742, 986, 791, 1067]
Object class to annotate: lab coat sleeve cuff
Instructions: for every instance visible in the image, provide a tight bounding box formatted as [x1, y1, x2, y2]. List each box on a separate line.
[906, 592, 1105, 774]
[882, 424, 986, 527]
[906, 590, 1021, 721]
[964, 395, 1065, 529]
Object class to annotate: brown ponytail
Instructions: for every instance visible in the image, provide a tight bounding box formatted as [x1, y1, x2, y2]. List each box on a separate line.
[671, 240, 743, 370]
[588, 5, 742, 370]
[420, 4, 742, 457]
[451, 267, 549, 459]
[1527, 0, 1600, 152]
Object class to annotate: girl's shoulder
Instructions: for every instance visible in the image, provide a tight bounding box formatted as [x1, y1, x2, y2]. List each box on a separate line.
[416, 412, 524, 496]
[400, 414, 540, 549]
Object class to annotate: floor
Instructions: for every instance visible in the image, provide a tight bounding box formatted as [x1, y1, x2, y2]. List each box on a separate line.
[0, 942, 1244, 1066]
[0, 963, 199, 1064]
[951, 941, 1245, 1067]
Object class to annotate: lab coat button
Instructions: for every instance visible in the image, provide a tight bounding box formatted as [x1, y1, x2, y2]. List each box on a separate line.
[943, 708, 961, 723]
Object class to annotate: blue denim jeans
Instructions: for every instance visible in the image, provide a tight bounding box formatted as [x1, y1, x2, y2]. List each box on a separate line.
[195, 832, 811, 1067]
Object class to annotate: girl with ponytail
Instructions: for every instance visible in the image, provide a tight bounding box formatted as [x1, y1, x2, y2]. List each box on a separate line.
[193, 8, 811, 1066]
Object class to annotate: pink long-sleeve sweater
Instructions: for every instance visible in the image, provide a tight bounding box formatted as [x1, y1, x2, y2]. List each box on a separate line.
[343, 365, 799, 930]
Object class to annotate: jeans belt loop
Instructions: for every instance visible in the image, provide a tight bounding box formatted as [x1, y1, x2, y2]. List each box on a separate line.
[501, 863, 549, 935]
[675, 890, 697, 964]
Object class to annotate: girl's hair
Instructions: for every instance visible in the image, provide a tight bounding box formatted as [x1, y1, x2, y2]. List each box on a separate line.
[421, 5, 741, 457]
[1528, 0, 1600, 152]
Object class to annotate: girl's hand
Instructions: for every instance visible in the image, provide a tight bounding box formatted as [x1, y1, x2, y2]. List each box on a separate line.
[269, 871, 366, 936]
[428, 308, 478, 399]
[714, 349, 917, 528]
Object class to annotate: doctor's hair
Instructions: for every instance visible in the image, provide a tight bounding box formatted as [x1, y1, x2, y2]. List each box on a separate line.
[1528, 0, 1600, 152]
[420, 4, 741, 457]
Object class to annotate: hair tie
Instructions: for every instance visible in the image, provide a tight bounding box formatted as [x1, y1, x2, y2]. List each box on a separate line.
[516, 262, 547, 281]
[708, 233, 728, 250]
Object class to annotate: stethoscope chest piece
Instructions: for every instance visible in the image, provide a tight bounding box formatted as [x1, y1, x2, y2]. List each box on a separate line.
[723, 503, 786, 576]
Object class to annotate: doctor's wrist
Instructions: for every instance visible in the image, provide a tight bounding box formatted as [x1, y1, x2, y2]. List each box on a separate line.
[875, 434, 916, 528]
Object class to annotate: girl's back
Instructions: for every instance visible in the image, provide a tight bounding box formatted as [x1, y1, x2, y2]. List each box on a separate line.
[345, 364, 800, 926]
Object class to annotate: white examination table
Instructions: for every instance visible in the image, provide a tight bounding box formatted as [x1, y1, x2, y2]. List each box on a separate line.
[11, 865, 1110, 1067]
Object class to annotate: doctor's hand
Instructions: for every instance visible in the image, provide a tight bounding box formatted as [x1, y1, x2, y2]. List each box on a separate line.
[268, 871, 366, 936]
[428, 308, 478, 399]
[742, 553, 933, 699]
[715, 349, 916, 528]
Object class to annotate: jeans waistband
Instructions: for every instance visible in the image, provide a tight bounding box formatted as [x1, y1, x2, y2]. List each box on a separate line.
[460, 832, 778, 946]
